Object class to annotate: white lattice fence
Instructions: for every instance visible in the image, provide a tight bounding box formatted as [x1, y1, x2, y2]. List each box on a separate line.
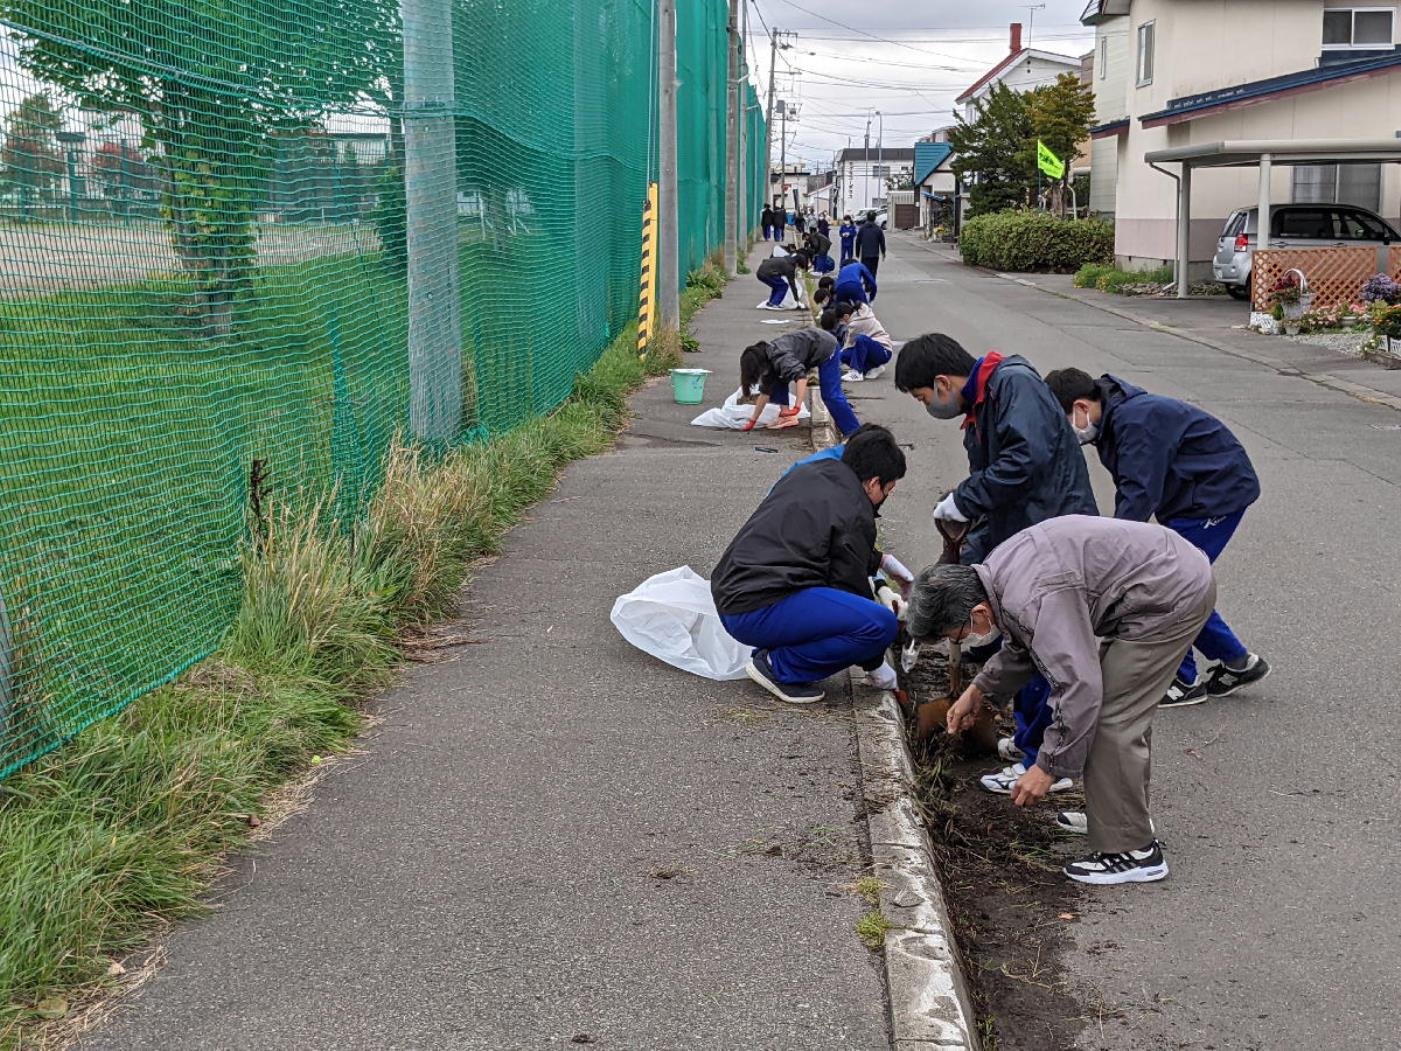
[1252, 247, 1389, 311]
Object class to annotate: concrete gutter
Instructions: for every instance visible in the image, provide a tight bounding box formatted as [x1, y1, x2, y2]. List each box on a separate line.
[807, 398, 981, 1049]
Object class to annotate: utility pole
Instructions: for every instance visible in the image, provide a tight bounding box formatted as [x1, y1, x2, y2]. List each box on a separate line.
[658, 0, 680, 328]
[403, 0, 462, 441]
[778, 98, 787, 216]
[864, 110, 872, 214]
[877, 110, 884, 213]
[724, 0, 740, 274]
[764, 26, 778, 213]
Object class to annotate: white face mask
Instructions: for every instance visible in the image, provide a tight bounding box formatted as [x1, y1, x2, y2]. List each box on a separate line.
[925, 390, 963, 420]
[1073, 420, 1098, 446]
[963, 626, 1002, 649]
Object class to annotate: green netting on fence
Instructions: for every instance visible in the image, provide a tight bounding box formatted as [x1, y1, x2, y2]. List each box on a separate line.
[0, 0, 766, 778]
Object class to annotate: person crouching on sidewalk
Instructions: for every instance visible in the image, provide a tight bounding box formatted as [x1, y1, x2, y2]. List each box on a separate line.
[712, 427, 913, 704]
[737, 327, 861, 436]
[907, 515, 1216, 886]
[820, 299, 893, 382]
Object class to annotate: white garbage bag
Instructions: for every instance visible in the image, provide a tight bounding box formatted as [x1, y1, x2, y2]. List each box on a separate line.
[610, 566, 750, 681]
[689, 388, 811, 429]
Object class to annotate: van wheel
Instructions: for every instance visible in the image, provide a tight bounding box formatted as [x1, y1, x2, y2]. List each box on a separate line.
[1226, 283, 1250, 301]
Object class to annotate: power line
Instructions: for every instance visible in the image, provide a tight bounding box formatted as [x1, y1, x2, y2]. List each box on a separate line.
[770, 0, 1002, 63]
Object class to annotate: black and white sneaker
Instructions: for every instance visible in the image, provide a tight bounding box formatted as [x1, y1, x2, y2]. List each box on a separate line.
[1160, 677, 1207, 708]
[1063, 841, 1169, 885]
[745, 651, 825, 704]
[1204, 655, 1271, 697]
[1055, 811, 1154, 837]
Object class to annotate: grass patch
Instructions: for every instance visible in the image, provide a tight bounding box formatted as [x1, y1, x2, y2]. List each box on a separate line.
[1072, 262, 1174, 294]
[848, 875, 885, 907]
[0, 310, 684, 1044]
[855, 910, 894, 951]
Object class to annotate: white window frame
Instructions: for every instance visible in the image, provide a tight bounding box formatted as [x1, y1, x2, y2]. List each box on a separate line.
[1322, 7, 1396, 50]
[1099, 35, 1108, 79]
[1136, 21, 1155, 87]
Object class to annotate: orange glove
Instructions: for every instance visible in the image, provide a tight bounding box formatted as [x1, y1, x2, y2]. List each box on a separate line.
[740, 418, 757, 432]
[778, 405, 801, 418]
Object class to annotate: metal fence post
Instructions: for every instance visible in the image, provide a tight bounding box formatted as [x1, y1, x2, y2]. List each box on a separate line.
[657, 0, 680, 328]
[403, 0, 463, 442]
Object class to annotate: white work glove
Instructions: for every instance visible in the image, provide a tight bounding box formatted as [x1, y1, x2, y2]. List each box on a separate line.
[862, 660, 898, 691]
[900, 640, 920, 673]
[933, 491, 969, 524]
[874, 583, 906, 621]
[880, 552, 914, 592]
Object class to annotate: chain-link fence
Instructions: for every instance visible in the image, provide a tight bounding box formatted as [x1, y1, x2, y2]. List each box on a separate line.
[0, 0, 766, 777]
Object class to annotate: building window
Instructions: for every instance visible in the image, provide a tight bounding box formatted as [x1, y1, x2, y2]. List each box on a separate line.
[1291, 163, 1382, 212]
[1099, 35, 1108, 79]
[1136, 21, 1155, 86]
[871, 165, 890, 178]
[1323, 8, 1395, 48]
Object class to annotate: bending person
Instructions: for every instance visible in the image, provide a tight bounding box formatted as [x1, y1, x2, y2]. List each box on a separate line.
[737, 328, 861, 436]
[755, 249, 810, 310]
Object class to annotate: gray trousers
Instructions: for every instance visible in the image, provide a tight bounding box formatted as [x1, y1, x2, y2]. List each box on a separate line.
[1085, 581, 1217, 854]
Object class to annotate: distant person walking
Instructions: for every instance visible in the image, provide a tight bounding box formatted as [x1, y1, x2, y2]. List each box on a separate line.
[855, 211, 886, 279]
[761, 204, 774, 242]
[839, 215, 858, 266]
[771, 203, 786, 242]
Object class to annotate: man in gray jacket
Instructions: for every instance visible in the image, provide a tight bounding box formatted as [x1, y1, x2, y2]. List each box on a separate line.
[907, 515, 1216, 885]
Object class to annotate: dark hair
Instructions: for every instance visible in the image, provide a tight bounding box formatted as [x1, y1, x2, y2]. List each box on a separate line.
[792, 250, 811, 269]
[842, 425, 906, 486]
[739, 342, 773, 398]
[813, 288, 831, 307]
[894, 333, 977, 393]
[819, 300, 856, 330]
[843, 214, 852, 222]
[819, 306, 840, 332]
[866, 210, 877, 222]
[907, 564, 988, 641]
[817, 276, 835, 290]
[1044, 368, 1098, 414]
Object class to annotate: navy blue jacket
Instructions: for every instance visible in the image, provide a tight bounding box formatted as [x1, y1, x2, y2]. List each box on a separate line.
[953, 355, 1098, 564]
[855, 222, 885, 259]
[834, 260, 877, 303]
[1092, 375, 1260, 523]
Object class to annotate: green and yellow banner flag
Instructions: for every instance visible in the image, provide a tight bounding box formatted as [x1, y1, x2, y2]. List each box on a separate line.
[1037, 140, 1065, 180]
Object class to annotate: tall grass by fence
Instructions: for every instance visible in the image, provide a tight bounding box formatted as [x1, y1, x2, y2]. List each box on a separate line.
[0, 0, 765, 777]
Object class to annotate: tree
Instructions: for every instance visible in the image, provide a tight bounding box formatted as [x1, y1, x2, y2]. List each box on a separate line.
[1, 93, 65, 207]
[1, 0, 400, 335]
[949, 83, 1035, 216]
[90, 141, 158, 199]
[1026, 73, 1095, 216]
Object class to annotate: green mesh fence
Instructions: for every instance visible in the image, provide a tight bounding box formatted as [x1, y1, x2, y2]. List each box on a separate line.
[0, 0, 766, 778]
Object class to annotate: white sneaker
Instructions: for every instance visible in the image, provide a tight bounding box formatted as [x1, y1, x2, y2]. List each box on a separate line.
[842, 369, 864, 383]
[997, 736, 1023, 762]
[979, 762, 1073, 796]
[863, 365, 886, 380]
[1056, 811, 1154, 837]
[861, 661, 898, 691]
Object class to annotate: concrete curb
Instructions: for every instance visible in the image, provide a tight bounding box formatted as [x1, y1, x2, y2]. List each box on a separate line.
[806, 390, 980, 1049]
[855, 691, 981, 1049]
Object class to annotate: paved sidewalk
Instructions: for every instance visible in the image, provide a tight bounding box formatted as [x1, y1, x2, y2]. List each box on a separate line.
[80, 245, 890, 1051]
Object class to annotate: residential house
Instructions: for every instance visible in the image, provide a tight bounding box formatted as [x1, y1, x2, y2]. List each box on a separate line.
[1084, 0, 1401, 273]
[831, 147, 915, 216]
[956, 23, 1085, 121]
[770, 162, 810, 211]
[914, 138, 956, 232]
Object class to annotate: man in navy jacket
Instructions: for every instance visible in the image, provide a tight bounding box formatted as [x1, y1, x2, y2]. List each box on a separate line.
[1045, 369, 1270, 707]
[896, 334, 1099, 794]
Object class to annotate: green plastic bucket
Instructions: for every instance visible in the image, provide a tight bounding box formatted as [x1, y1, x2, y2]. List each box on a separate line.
[670, 368, 711, 405]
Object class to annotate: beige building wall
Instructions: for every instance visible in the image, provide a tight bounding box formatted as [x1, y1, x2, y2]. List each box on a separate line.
[1089, 14, 1133, 217]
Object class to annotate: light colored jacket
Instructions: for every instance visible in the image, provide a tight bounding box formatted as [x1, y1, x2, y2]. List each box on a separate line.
[971, 516, 1213, 779]
[843, 304, 892, 352]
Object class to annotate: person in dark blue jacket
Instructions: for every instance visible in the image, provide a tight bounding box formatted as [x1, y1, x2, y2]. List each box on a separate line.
[896, 334, 1099, 795]
[838, 215, 858, 265]
[833, 258, 877, 304]
[1045, 369, 1270, 707]
[855, 210, 886, 278]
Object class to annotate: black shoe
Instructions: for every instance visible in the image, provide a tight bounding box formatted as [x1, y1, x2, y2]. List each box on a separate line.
[1063, 841, 1169, 885]
[745, 651, 825, 705]
[1160, 677, 1208, 708]
[1204, 655, 1271, 697]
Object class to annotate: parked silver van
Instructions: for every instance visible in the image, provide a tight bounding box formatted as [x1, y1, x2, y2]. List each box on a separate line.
[1213, 204, 1400, 300]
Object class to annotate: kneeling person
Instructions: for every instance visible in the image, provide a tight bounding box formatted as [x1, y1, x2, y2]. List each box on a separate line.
[712, 429, 910, 704]
[907, 515, 1216, 885]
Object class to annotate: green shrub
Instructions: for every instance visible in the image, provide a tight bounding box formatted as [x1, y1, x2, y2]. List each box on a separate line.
[1073, 263, 1113, 288]
[959, 210, 1114, 273]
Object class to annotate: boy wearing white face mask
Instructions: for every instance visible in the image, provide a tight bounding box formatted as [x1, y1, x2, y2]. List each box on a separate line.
[1045, 369, 1269, 708]
[894, 334, 1098, 793]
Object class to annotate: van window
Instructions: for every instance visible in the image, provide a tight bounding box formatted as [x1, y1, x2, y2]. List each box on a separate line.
[1224, 211, 1246, 237]
[1338, 209, 1393, 241]
[1273, 209, 1334, 239]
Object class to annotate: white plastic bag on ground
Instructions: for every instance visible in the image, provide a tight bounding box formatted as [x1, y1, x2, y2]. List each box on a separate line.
[689, 388, 812, 429]
[610, 566, 750, 680]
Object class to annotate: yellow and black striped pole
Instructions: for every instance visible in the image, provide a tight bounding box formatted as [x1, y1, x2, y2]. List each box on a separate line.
[637, 182, 659, 358]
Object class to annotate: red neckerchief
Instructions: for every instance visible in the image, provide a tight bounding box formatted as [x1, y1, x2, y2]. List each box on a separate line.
[960, 351, 1004, 431]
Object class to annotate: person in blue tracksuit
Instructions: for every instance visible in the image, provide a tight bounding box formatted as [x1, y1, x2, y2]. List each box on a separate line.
[839, 215, 858, 266]
[737, 327, 862, 437]
[833, 258, 877, 304]
[896, 334, 1099, 795]
[771, 204, 786, 242]
[1045, 369, 1271, 707]
[712, 428, 912, 703]
[754, 250, 810, 308]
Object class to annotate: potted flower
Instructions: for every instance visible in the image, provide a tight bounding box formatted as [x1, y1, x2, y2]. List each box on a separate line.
[1269, 271, 1313, 334]
[1361, 273, 1401, 306]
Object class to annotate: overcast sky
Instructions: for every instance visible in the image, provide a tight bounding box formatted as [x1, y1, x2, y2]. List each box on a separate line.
[745, 0, 1094, 170]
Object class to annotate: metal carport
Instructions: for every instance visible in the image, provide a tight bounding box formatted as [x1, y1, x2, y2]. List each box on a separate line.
[1144, 139, 1401, 298]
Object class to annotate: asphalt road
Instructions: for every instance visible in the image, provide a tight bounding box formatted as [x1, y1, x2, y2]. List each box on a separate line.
[841, 233, 1401, 1050]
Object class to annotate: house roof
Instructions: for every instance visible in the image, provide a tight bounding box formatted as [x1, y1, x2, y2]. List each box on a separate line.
[1144, 138, 1401, 168]
[1140, 49, 1401, 128]
[914, 142, 954, 184]
[836, 147, 916, 163]
[1080, 0, 1129, 26]
[955, 48, 1082, 104]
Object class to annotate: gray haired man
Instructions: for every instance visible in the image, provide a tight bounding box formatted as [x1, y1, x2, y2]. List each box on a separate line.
[907, 515, 1216, 885]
